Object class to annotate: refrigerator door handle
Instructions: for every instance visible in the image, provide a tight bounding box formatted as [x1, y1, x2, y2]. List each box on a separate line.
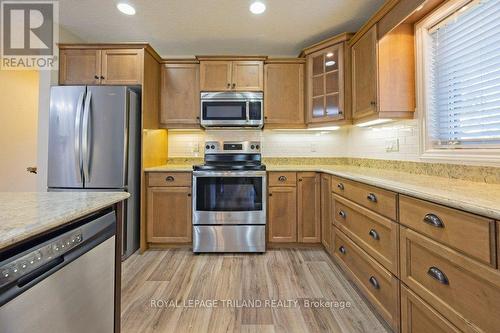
[74, 92, 85, 182]
[82, 90, 92, 182]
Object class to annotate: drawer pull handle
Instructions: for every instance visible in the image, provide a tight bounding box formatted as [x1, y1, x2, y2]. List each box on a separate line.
[338, 210, 347, 219]
[187, 193, 191, 197]
[165, 176, 175, 182]
[367, 193, 377, 203]
[423, 214, 444, 228]
[278, 176, 287, 182]
[368, 229, 380, 240]
[337, 183, 344, 190]
[369, 276, 380, 289]
[338, 246, 346, 254]
[427, 266, 449, 285]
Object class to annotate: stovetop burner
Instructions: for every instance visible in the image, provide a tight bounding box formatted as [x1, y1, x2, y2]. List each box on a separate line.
[193, 164, 266, 171]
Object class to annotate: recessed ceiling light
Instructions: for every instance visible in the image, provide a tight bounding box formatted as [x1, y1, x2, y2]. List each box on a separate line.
[117, 3, 136, 15]
[250, 1, 266, 14]
[326, 52, 334, 57]
[325, 60, 336, 67]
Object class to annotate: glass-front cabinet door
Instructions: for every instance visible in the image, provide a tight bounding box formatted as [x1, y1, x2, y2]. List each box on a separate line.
[307, 44, 344, 123]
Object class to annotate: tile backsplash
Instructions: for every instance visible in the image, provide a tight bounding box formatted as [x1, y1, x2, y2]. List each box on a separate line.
[167, 119, 419, 160]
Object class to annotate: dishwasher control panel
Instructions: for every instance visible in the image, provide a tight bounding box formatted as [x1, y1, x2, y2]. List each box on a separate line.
[0, 230, 83, 288]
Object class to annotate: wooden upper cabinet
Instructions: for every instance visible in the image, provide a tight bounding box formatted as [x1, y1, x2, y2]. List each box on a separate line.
[59, 45, 149, 86]
[302, 33, 352, 126]
[199, 61, 232, 91]
[297, 172, 321, 243]
[231, 61, 263, 91]
[101, 49, 143, 85]
[351, 24, 415, 124]
[268, 186, 297, 243]
[199, 59, 264, 91]
[160, 63, 200, 128]
[352, 25, 378, 120]
[264, 60, 305, 128]
[59, 49, 101, 85]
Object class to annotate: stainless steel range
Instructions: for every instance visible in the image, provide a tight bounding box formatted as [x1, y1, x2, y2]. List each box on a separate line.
[192, 141, 266, 253]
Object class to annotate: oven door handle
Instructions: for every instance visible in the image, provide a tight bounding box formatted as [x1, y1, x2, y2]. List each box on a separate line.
[246, 101, 250, 122]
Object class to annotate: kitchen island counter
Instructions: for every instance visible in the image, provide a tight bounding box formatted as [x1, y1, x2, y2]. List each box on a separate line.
[0, 192, 129, 250]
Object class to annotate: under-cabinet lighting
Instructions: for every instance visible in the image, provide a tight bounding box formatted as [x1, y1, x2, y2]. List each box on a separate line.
[325, 60, 336, 67]
[307, 126, 340, 131]
[326, 52, 334, 57]
[250, 1, 266, 14]
[117, 3, 136, 15]
[355, 119, 393, 127]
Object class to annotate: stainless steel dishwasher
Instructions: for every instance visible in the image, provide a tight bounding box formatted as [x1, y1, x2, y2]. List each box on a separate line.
[0, 209, 116, 333]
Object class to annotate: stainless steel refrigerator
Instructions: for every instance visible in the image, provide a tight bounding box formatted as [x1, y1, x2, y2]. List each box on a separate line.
[47, 85, 141, 258]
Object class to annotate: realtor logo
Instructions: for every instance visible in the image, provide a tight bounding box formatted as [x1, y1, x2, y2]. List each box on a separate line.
[1, 1, 59, 70]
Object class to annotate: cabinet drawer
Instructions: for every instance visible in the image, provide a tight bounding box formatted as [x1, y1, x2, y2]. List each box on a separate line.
[268, 172, 297, 187]
[401, 286, 460, 333]
[400, 195, 496, 266]
[331, 175, 397, 220]
[147, 172, 191, 187]
[333, 227, 400, 331]
[333, 194, 399, 275]
[400, 227, 500, 333]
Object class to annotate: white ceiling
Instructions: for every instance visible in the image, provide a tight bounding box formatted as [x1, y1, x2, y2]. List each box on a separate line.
[59, 0, 385, 57]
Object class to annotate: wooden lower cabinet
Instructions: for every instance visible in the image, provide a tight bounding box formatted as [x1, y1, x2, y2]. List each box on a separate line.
[298, 172, 321, 243]
[146, 186, 192, 243]
[333, 227, 400, 331]
[320, 174, 332, 251]
[268, 186, 297, 242]
[401, 286, 460, 333]
[400, 226, 500, 333]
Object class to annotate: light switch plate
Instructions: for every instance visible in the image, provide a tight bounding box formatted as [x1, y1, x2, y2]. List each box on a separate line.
[385, 139, 399, 152]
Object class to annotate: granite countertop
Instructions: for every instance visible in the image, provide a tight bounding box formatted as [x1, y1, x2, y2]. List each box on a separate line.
[145, 164, 500, 220]
[0, 192, 130, 250]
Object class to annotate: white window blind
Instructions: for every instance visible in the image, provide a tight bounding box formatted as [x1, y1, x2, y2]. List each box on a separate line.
[427, 0, 500, 148]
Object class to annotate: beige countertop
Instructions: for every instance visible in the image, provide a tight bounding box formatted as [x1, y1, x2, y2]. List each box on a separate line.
[145, 164, 500, 220]
[0, 192, 129, 251]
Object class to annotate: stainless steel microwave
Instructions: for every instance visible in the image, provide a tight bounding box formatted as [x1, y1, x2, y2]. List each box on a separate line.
[200, 92, 263, 128]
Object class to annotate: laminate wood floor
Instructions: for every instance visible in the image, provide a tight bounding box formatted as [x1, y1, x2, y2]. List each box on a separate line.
[121, 248, 391, 333]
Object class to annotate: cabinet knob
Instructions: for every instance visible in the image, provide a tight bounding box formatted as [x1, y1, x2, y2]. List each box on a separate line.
[370, 101, 377, 106]
[165, 176, 175, 182]
[338, 246, 346, 254]
[369, 276, 380, 289]
[427, 266, 449, 285]
[232, 83, 236, 89]
[337, 183, 344, 191]
[187, 193, 191, 197]
[298, 178, 303, 182]
[100, 76, 105, 80]
[196, 116, 200, 120]
[368, 229, 380, 240]
[367, 193, 377, 203]
[94, 75, 99, 80]
[278, 176, 287, 182]
[338, 210, 346, 219]
[227, 83, 231, 88]
[423, 213, 444, 228]
[269, 193, 273, 197]
[264, 116, 268, 120]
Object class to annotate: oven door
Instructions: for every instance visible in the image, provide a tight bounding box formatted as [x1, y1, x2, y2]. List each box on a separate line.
[193, 171, 266, 225]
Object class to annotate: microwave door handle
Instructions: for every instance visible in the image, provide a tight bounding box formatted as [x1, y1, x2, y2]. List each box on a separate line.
[246, 101, 249, 122]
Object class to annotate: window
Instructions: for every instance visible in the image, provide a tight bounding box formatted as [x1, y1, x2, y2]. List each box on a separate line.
[417, 0, 500, 163]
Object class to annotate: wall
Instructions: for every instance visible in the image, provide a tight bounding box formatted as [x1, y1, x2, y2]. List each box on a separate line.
[167, 129, 348, 157]
[0, 70, 40, 191]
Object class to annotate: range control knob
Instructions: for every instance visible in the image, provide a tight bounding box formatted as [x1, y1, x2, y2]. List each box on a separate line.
[256, 145, 260, 149]
[211, 145, 215, 149]
[251, 145, 255, 149]
[205, 145, 210, 149]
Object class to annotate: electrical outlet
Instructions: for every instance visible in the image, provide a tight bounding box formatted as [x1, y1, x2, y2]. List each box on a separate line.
[385, 139, 399, 152]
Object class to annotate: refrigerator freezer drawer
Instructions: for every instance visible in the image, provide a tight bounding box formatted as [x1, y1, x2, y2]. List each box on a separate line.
[193, 225, 265, 253]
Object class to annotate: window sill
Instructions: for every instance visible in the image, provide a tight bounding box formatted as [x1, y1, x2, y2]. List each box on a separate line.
[420, 149, 500, 167]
